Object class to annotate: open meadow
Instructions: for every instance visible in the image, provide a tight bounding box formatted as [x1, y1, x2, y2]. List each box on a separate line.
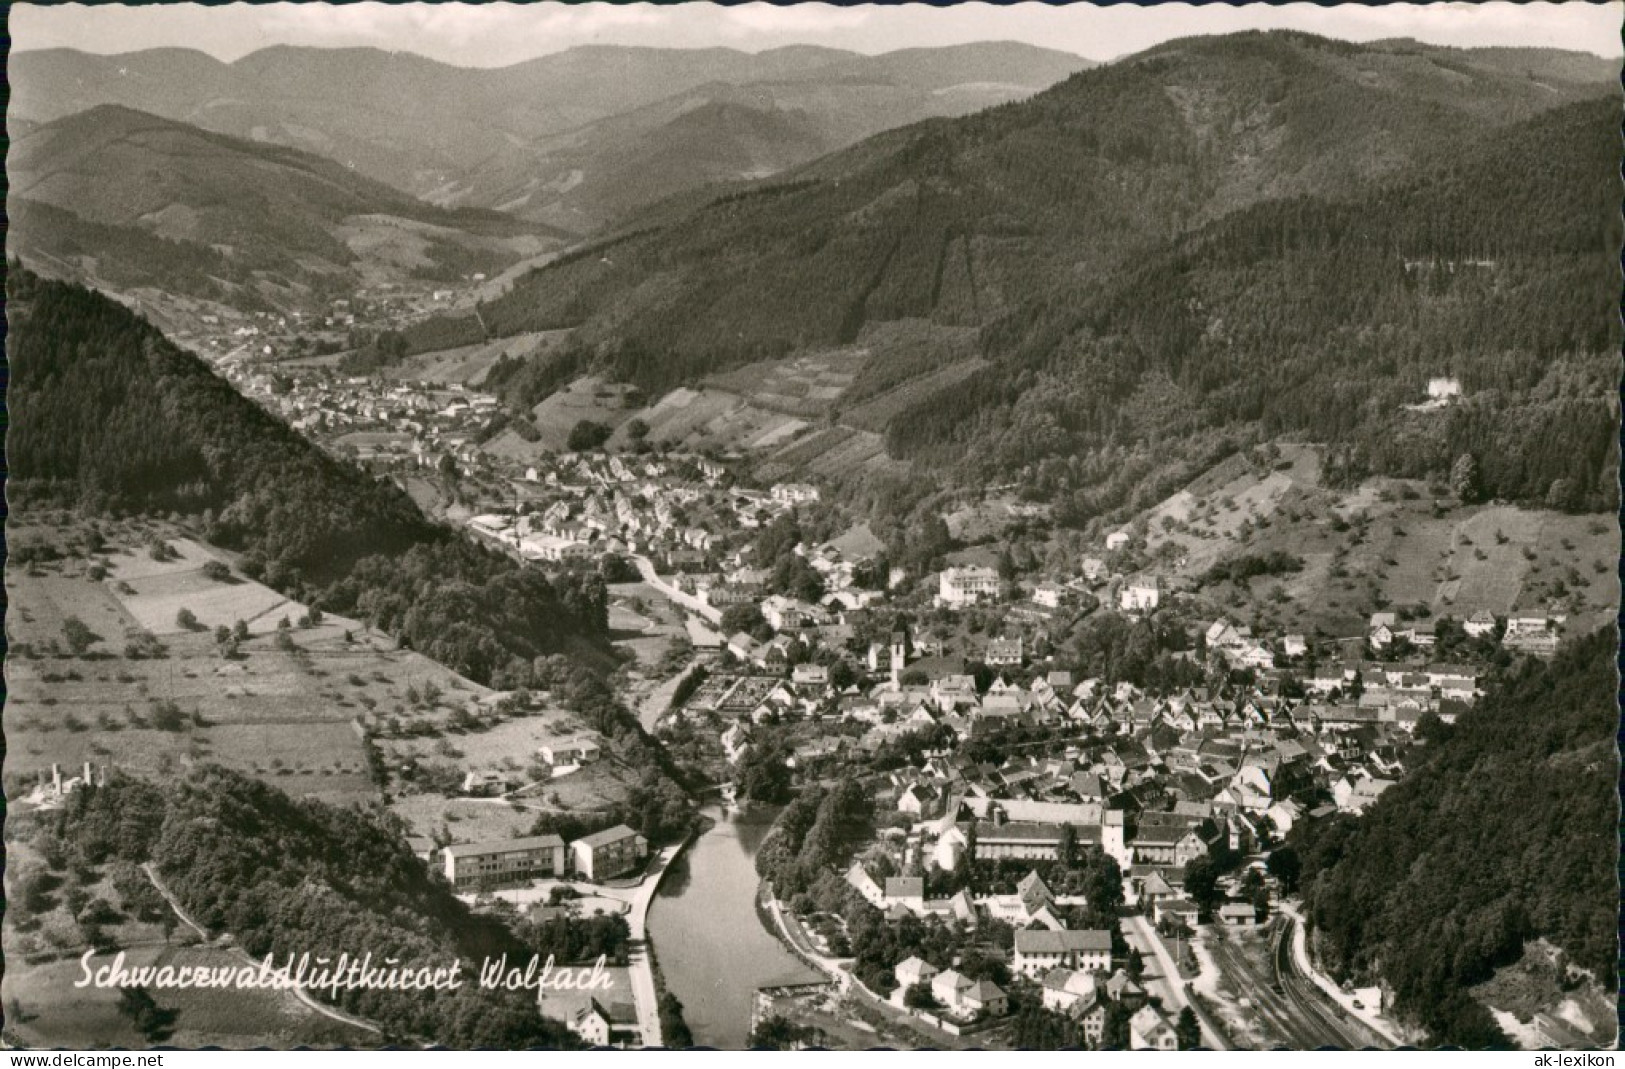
[1132, 446, 1617, 639]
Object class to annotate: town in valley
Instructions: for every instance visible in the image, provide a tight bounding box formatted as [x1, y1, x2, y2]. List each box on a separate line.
[5, 5, 1618, 1054]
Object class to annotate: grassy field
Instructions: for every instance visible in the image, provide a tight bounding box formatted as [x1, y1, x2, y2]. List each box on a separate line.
[638, 386, 807, 454]
[5, 518, 622, 816]
[6, 534, 382, 803]
[703, 349, 867, 418]
[4, 945, 370, 1049]
[383, 331, 565, 388]
[841, 357, 986, 433]
[529, 375, 645, 450]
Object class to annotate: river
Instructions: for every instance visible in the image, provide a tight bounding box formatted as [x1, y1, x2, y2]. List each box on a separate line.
[646, 804, 814, 1048]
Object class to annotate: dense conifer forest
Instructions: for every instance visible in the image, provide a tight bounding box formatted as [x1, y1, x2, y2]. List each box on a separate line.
[1290, 629, 1619, 1047]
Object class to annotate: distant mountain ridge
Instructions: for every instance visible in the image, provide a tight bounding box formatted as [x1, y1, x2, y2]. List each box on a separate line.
[10, 41, 1094, 232]
[7, 103, 566, 306]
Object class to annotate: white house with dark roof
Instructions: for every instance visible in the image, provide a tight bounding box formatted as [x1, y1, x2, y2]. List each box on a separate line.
[1130, 1005, 1179, 1050]
[1014, 929, 1113, 978]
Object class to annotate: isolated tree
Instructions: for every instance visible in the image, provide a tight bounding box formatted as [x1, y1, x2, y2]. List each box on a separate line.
[151, 702, 186, 732]
[1182, 854, 1223, 917]
[175, 608, 199, 631]
[1176, 1007, 1202, 1050]
[1266, 845, 1302, 895]
[116, 988, 178, 1044]
[1100, 1001, 1131, 1050]
[904, 982, 935, 1010]
[624, 417, 650, 441]
[1450, 453, 1481, 504]
[201, 560, 231, 582]
[739, 743, 793, 804]
[567, 420, 613, 452]
[61, 616, 100, 656]
[1058, 823, 1078, 868]
[720, 603, 768, 639]
[1086, 853, 1125, 914]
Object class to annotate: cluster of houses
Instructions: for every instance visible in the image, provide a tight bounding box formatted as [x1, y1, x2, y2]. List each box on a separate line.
[459, 735, 603, 797]
[695, 602, 1476, 808]
[892, 955, 1009, 1022]
[1040, 966, 1169, 1046]
[459, 457, 842, 574]
[882, 876, 1181, 1047]
[232, 367, 505, 475]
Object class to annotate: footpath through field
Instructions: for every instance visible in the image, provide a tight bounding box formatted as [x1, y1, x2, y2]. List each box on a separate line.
[142, 862, 382, 1037]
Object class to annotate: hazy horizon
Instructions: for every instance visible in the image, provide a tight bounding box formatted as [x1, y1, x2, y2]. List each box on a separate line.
[13, 1, 1623, 68]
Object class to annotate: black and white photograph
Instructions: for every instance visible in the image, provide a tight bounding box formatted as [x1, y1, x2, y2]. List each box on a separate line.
[3, 0, 1621, 1054]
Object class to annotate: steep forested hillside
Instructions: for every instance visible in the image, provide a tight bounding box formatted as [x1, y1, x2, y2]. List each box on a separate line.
[451, 33, 1616, 523]
[7, 268, 608, 684]
[881, 93, 1621, 518]
[48, 766, 577, 1047]
[1291, 629, 1619, 1047]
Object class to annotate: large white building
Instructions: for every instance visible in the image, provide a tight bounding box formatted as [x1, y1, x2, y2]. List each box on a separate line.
[772, 483, 820, 505]
[940, 566, 1000, 607]
[1014, 929, 1114, 978]
[442, 835, 566, 890]
[1119, 578, 1160, 613]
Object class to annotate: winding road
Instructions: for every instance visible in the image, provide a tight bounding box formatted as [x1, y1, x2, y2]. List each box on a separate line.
[143, 863, 382, 1037]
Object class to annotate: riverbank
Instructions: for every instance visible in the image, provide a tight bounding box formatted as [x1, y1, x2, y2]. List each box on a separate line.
[624, 826, 705, 1047]
[644, 804, 808, 1049]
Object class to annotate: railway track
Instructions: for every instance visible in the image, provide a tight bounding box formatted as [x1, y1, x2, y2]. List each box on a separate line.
[1208, 919, 1368, 1049]
[1270, 920, 1380, 1049]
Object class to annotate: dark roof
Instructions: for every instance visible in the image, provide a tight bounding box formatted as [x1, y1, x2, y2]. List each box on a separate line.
[1016, 929, 1114, 953]
[444, 834, 564, 858]
[575, 824, 642, 849]
[975, 820, 1063, 843]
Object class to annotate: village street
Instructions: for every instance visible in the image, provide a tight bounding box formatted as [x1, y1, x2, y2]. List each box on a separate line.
[1123, 912, 1228, 1050]
[631, 554, 722, 625]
